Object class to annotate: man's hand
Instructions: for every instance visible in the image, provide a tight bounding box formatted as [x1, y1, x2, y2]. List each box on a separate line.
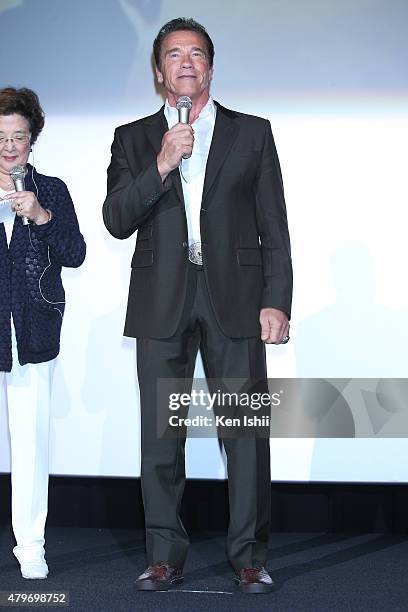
[157, 123, 194, 181]
[260, 308, 290, 344]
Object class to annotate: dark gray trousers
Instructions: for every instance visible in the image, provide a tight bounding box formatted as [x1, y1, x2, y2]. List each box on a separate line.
[136, 264, 270, 570]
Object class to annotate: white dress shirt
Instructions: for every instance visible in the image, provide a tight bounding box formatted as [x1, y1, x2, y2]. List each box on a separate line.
[164, 96, 216, 246]
[0, 186, 15, 245]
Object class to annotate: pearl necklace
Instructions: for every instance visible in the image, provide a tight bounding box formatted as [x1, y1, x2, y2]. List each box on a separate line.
[0, 179, 14, 191]
[0, 175, 14, 190]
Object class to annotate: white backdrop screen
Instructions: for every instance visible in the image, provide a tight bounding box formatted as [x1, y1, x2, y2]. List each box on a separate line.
[0, 0, 407, 481]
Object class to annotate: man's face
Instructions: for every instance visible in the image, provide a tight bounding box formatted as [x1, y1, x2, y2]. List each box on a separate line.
[155, 30, 213, 104]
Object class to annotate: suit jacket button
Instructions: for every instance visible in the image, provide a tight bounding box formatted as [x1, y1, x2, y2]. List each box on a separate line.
[182, 241, 188, 248]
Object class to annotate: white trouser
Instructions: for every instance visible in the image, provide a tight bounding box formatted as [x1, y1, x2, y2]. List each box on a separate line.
[0, 324, 55, 556]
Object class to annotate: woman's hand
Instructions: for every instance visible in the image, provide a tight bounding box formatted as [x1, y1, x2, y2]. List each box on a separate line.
[10, 190, 50, 225]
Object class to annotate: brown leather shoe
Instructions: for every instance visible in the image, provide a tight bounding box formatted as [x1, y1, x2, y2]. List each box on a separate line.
[134, 563, 184, 591]
[234, 567, 275, 594]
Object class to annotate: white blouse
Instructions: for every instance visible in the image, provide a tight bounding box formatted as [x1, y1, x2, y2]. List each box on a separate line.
[0, 186, 15, 245]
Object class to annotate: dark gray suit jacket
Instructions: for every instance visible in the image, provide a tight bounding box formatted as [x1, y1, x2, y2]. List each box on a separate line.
[103, 101, 293, 338]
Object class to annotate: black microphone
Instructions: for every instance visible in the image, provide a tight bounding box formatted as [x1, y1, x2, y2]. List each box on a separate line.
[10, 165, 29, 225]
[176, 96, 193, 159]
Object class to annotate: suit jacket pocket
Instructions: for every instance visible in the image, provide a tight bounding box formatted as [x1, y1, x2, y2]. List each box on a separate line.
[132, 249, 153, 267]
[237, 248, 262, 266]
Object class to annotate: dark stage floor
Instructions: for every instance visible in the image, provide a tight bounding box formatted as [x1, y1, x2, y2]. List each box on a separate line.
[0, 528, 407, 611]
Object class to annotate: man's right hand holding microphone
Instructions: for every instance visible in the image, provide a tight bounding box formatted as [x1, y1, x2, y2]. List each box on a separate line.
[157, 122, 194, 182]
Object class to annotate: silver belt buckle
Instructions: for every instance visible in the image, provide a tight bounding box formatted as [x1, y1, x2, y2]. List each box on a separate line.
[188, 241, 203, 265]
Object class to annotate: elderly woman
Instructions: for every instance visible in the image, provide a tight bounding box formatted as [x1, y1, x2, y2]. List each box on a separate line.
[0, 87, 85, 579]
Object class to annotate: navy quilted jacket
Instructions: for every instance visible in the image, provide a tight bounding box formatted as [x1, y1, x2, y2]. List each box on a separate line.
[0, 164, 86, 372]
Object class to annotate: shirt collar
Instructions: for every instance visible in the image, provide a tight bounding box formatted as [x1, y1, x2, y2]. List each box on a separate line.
[164, 96, 216, 127]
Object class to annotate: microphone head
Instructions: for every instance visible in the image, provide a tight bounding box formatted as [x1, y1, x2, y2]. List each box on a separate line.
[176, 96, 192, 111]
[10, 165, 26, 181]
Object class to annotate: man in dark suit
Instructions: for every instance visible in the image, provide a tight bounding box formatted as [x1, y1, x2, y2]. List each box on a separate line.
[103, 17, 292, 594]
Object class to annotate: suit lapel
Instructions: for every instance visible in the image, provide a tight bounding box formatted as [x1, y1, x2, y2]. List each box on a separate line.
[145, 108, 166, 153]
[202, 102, 239, 205]
[145, 108, 184, 205]
[143, 102, 239, 207]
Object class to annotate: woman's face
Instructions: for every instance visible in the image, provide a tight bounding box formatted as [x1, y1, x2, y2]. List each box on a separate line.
[0, 114, 31, 177]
